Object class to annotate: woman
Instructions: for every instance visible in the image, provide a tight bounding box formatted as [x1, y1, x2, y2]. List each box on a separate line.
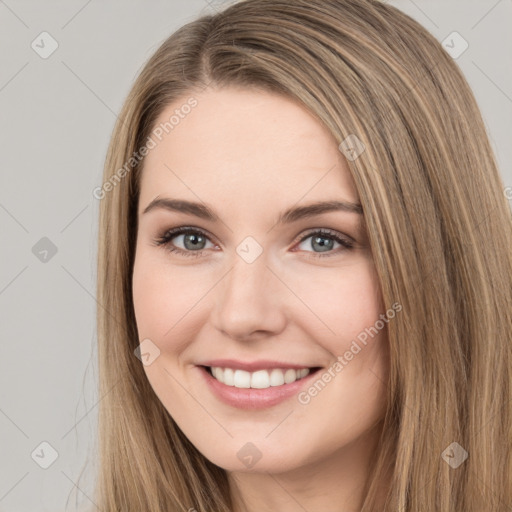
[94, 0, 512, 510]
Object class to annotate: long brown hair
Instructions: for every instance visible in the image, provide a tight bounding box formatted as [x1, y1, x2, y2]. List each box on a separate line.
[94, 0, 512, 509]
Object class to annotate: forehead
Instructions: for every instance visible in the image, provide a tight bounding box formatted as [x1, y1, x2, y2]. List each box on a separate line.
[139, 87, 359, 209]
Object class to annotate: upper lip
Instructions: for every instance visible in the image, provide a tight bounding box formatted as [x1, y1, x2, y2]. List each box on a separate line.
[199, 359, 320, 372]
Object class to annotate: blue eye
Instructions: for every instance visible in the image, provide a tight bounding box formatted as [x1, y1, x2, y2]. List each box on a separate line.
[296, 229, 354, 257]
[154, 227, 215, 258]
[154, 227, 353, 258]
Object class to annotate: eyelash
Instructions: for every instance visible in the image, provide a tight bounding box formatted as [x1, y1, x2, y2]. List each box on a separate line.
[153, 226, 354, 259]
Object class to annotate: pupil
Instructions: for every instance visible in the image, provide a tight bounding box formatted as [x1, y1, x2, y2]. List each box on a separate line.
[313, 236, 333, 252]
[181, 234, 334, 252]
[184, 233, 204, 250]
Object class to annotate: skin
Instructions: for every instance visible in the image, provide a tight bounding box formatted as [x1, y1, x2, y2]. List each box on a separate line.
[132, 86, 391, 512]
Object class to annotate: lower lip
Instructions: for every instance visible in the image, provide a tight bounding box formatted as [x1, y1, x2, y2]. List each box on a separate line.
[198, 366, 320, 410]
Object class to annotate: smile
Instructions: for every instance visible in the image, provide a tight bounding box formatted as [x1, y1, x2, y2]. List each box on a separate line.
[208, 366, 312, 389]
[198, 362, 322, 410]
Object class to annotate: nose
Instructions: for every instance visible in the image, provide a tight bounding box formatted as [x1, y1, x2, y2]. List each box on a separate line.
[211, 252, 287, 342]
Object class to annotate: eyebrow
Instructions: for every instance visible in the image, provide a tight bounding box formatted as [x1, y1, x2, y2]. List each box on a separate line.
[142, 197, 363, 225]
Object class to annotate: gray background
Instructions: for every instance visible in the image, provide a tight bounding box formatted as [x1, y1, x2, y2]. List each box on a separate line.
[0, 1, 510, 511]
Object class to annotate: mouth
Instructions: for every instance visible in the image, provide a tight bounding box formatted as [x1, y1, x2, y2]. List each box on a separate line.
[196, 358, 324, 409]
[202, 365, 322, 389]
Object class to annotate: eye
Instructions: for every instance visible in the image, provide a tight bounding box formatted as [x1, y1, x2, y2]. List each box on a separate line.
[153, 226, 354, 259]
[153, 227, 216, 258]
[294, 229, 354, 258]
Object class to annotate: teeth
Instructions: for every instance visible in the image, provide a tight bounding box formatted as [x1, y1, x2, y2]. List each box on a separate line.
[298, 368, 309, 379]
[233, 369, 251, 388]
[284, 369, 296, 384]
[223, 368, 234, 386]
[210, 367, 311, 389]
[251, 370, 270, 389]
[269, 368, 284, 386]
[212, 367, 224, 383]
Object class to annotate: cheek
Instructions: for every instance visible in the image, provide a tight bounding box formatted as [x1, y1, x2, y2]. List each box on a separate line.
[132, 250, 208, 342]
[133, 249, 383, 350]
[291, 259, 383, 344]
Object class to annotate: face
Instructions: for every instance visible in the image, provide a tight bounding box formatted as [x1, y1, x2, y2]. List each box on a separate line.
[132, 86, 390, 474]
